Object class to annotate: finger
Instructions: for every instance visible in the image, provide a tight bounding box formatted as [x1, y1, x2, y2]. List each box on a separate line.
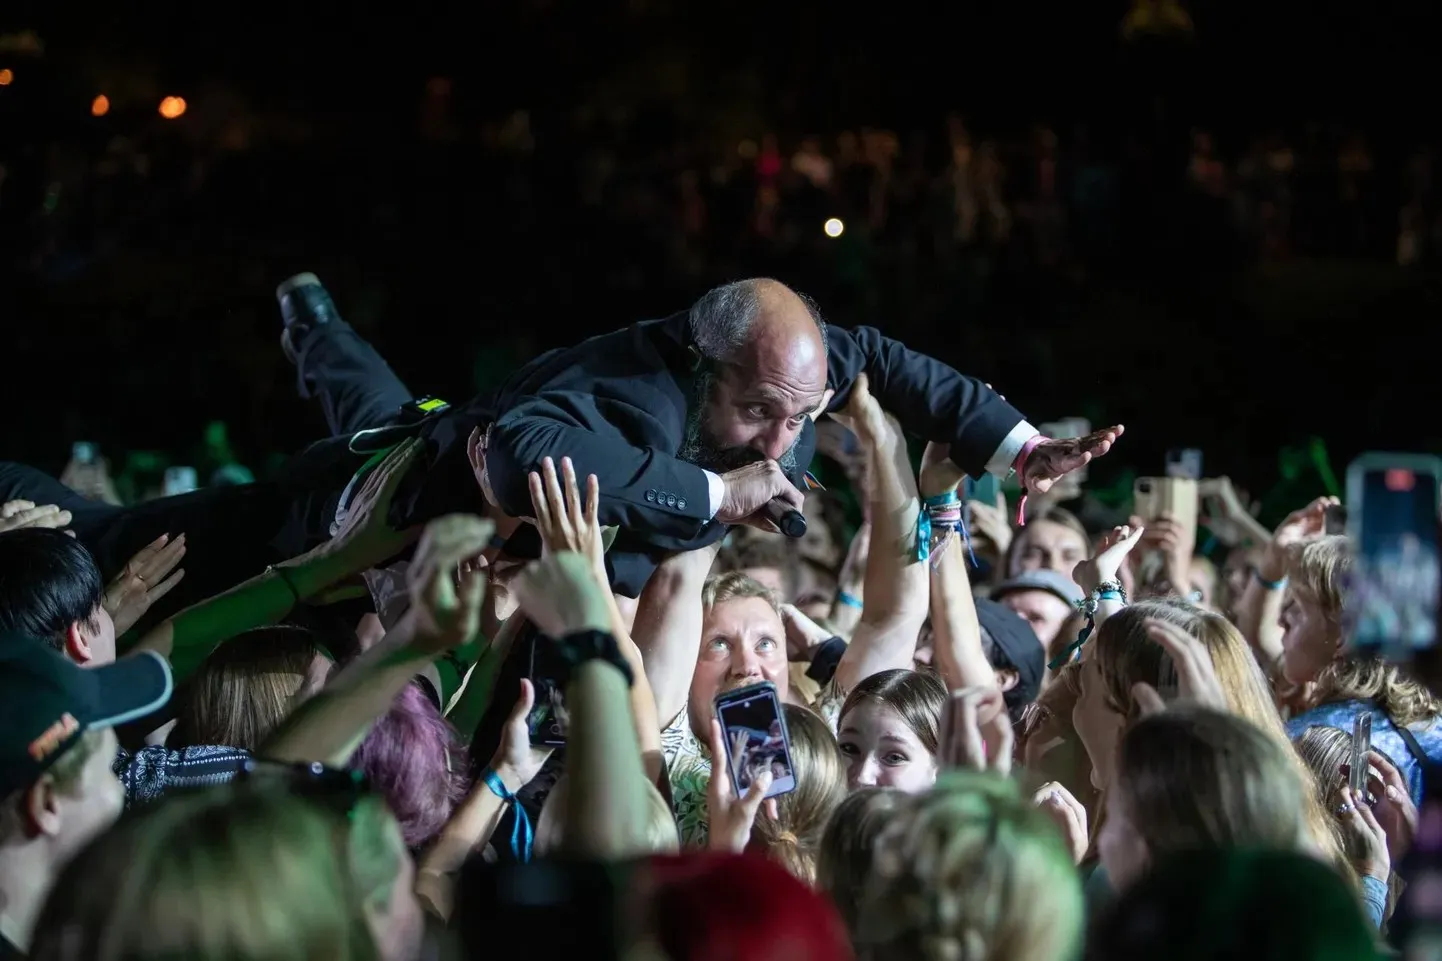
[143, 535, 187, 578]
[740, 770, 773, 817]
[1, 499, 35, 517]
[528, 471, 553, 532]
[367, 439, 422, 501]
[585, 474, 600, 530]
[132, 533, 169, 562]
[1367, 749, 1410, 796]
[461, 569, 488, 619]
[958, 694, 986, 770]
[708, 718, 727, 768]
[763, 797, 780, 820]
[1132, 682, 1166, 716]
[510, 677, 537, 724]
[146, 569, 185, 605]
[10, 506, 72, 529]
[541, 457, 568, 521]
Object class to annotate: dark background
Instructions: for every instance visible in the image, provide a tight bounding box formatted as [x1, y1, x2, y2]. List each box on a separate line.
[2, 0, 1439, 513]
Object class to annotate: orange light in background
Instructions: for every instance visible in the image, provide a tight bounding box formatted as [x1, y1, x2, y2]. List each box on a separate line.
[91, 94, 110, 117]
[0, 68, 13, 86]
[158, 95, 186, 119]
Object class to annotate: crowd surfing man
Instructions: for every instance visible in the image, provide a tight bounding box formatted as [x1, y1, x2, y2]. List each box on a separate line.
[0, 275, 1119, 607]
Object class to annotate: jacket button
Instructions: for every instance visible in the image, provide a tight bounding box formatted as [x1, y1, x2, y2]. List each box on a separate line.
[645, 489, 657, 503]
[666, 494, 677, 508]
[677, 498, 687, 510]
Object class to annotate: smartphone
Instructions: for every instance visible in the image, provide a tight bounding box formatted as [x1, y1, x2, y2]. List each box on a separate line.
[1345, 453, 1442, 659]
[1165, 448, 1204, 481]
[964, 473, 1002, 506]
[1348, 713, 1373, 800]
[1134, 476, 1200, 543]
[714, 681, 795, 800]
[526, 635, 571, 747]
[71, 442, 98, 466]
[1040, 419, 1091, 488]
[162, 466, 198, 496]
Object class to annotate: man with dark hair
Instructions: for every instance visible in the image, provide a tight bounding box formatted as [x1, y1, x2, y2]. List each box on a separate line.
[0, 529, 112, 661]
[0, 530, 251, 809]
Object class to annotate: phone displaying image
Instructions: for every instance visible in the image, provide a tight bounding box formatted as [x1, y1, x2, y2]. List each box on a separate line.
[714, 681, 795, 800]
[163, 466, 198, 496]
[1134, 476, 1199, 544]
[1347, 713, 1379, 808]
[526, 635, 571, 747]
[71, 442, 98, 466]
[1346, 453, 1442, 659]
[1165, 448, 1204, 480]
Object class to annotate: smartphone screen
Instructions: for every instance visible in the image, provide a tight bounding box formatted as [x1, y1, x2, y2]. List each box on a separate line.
[71, 442, 98, 466]
[1348, 713, 1372, 796]
[163, 466, 197, 496]
[714, 682, 796, 800]
[527, 635, 571, 747]
[1346, 455, 1441, 658]
[1165, 448, 1204, 480]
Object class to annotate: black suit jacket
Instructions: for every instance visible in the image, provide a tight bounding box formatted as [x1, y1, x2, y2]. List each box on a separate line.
[396, 311, 1025, 596]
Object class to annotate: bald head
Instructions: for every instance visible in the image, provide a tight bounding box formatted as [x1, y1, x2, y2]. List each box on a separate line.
[688, 279, 831, 464]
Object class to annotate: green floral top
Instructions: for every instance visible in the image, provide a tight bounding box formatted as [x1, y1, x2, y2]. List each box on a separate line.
[660, 683, 844, 849]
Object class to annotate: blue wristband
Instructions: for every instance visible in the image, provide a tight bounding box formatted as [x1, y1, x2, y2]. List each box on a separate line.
[483, 768, 533, 863]
[1254, 570, 1287, 591]
[837, 591, 863, 610]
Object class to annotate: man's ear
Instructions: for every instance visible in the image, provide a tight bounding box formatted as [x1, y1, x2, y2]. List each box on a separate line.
[995, 668, 1020, 693]
[64, 620, 94, 665]
[466, 426, 485, 477]
[23, 775, 64, 839]
[809, 388, 836, 421]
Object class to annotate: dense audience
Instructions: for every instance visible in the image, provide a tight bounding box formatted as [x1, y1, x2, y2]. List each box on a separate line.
[0, 262, 1428, 961]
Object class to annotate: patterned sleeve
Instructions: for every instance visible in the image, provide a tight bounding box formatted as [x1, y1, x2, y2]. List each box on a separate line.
[113, 744, 253, 807]
[812, 679, 847, 734]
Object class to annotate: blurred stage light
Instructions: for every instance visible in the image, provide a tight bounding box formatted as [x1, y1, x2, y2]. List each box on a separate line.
[158, 96, 187, 119]
[0, 68, 13, 86]
[91, 94, 110, 116]
[824, 218, 845, 238]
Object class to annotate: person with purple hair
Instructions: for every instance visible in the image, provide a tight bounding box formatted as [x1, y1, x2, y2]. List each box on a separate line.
[349, 681, 469, 850]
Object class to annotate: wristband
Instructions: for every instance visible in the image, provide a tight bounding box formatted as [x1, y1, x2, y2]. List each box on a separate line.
[1048, 583, 1128, 671]
[482, 768, 533, 863]
[266, 565, 303, 605]
[556, 629, 635, 688]
[1253, 570, 1287, 591]
[837, 591, 863, 610]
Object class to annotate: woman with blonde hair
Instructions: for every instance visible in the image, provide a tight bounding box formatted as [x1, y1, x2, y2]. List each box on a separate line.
[1099, 706, 1315, 892]
[854, 771, 1084, 961]
[1070, 597, 1345, 875]
[30, 774, 423, 961]
[1280, 535, 1442, 802]
[747, 704, 849, 882]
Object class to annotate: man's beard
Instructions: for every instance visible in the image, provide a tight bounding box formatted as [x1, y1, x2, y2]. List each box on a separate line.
[679, 371, 799, 475]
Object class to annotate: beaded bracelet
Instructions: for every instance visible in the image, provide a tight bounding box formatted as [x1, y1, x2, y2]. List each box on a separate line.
[1047, 580, 1128, 671]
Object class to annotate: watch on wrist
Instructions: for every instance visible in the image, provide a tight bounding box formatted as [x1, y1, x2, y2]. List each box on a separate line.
[555, 629, 635, 688]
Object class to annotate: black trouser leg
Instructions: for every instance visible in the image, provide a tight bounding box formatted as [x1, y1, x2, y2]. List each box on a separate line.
[294, 320, 414, 437]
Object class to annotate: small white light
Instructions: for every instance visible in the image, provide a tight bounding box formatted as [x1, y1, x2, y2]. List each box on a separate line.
[823, 218, 844, 238]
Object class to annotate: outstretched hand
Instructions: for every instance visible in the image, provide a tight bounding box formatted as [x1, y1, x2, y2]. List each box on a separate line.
[1021, 426, 1125, 494]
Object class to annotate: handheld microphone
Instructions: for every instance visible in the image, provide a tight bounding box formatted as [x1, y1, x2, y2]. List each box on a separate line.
[764, 500, 808, 538]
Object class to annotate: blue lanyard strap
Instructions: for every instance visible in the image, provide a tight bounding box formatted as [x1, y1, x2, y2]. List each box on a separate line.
[1048, 590, 1125, 671]
[483, 769, 533, 863]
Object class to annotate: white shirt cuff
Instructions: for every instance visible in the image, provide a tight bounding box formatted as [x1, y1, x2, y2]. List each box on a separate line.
[704, 470, 726, 519]
[985, 421, 1040, 477]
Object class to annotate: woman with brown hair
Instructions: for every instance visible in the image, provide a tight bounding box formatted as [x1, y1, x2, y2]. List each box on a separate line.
[835, 669, 947, 793]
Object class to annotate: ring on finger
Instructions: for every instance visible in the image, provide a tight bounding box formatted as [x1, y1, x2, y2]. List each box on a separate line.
[1337, 802, 1353, 815]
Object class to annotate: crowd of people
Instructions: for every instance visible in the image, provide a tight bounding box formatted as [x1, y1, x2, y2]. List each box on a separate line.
[0, 269, 1431, 961]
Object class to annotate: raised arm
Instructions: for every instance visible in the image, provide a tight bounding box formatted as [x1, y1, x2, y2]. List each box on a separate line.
[824, 326, 1032, 479]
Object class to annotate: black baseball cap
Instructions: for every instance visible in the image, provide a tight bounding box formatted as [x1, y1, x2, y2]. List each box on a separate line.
[0, 631, 172, 798]
[973, 598, 1045, 711]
